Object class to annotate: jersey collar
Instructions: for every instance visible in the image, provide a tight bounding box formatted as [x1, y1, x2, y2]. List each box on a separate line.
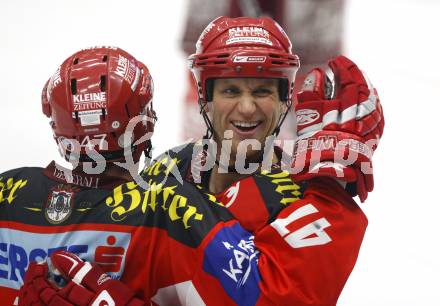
[43, 161, 130, 190]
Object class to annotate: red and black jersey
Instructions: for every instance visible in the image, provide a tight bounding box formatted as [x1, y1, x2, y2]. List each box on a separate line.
[0, 161, 237, 305]
[0, 144, 367, 306]
[136, 143, 368, 305]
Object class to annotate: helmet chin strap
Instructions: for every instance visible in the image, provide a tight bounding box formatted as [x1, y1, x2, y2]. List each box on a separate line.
[199, 98, 214, 140]
[273, 100, 292, 137]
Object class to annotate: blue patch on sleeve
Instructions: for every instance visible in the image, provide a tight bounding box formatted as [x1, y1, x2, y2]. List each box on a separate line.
[203, 222, 261, 306]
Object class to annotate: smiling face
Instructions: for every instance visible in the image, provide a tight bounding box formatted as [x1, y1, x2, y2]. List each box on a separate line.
[209, 78, 285, 163]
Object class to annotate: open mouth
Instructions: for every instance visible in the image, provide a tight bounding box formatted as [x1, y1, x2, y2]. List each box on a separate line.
[231, 120, 262, 133]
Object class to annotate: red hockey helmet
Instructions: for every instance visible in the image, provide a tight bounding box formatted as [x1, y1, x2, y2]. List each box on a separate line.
[188, 16, 300, 136]
[42, 47, 155, 163]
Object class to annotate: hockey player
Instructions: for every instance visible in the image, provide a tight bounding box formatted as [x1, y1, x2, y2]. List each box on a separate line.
[0, 46, 156, 305]
[140, 15, 384, 303]
[165, 15, 383, 201]
[180, 0, 347, 141]
[18, 16, 384, 306]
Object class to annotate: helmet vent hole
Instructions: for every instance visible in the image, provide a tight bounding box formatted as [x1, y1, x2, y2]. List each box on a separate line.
[73, 58, 79, 65]
[102, 108, 106, 119]
[269, 54, 281, 58]
[100, 75, 107, 92]
[214, 61, 226, 65]
[102, 55, 108, 62]
[271, 61, 283, 65]
[71, 79, 77, 94]
[217, 54, 229, 58]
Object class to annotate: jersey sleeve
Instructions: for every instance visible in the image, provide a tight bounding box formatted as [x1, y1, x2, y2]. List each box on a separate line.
[257, 177, 366, 305]
[114, 160, 367, 306]
[214, 170, 304, 233]
[199, 176, 367, 306]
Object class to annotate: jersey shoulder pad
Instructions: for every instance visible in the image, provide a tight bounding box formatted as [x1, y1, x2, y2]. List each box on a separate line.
[0, 166, 49, 210]
[216, 169, 305, 232]
[0, 166, 47, 187]
[1, 166, 44, 179]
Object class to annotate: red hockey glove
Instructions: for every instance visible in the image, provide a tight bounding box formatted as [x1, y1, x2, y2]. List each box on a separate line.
[292, 55, 384, 202]
[18, 260, 88, 306]
[18, 251, 146, 306]
[18, 261, 51, 306]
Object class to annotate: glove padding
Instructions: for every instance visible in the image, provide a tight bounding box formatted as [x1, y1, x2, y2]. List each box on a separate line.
[292, 55, 384, 202]
[18, 251, 146, 306]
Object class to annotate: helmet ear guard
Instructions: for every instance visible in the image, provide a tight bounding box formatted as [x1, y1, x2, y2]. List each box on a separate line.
[278, 78, 290, 103]
[205, 79, 214, 102]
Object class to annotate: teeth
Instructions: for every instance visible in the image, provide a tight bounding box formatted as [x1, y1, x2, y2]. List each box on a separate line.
[232, 121, 259, 128]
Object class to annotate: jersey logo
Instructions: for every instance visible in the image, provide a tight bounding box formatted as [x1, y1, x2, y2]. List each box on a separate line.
[233, 56, 266, 63]
[105, 180, 203, 229]
[203, 223, 261, 305]
[0, 177, 28, 205]
[296, 109, 320, 126]
[221, 235, 258, 287]
[45, 185, 77, 224]
[0, 230, 130, 290]
[223, 181, 240, 208]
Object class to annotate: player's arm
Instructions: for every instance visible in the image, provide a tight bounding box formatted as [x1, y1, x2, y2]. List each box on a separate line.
[197, 175, 366, 306]
[18, 177, 364, 306]
[259, 177, 367, 305]
[200, 55, 383, 305]
[256, 55, 382, 304]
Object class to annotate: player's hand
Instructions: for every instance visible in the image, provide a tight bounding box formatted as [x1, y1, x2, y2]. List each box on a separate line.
[18, 260, 84, 306]
[292, 55, 384, 202]
[18, 251, 146, 306]
[18, 261, 50, 306]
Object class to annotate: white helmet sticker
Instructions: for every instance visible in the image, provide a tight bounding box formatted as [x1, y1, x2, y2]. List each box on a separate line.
[226, 27, 272, 46]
